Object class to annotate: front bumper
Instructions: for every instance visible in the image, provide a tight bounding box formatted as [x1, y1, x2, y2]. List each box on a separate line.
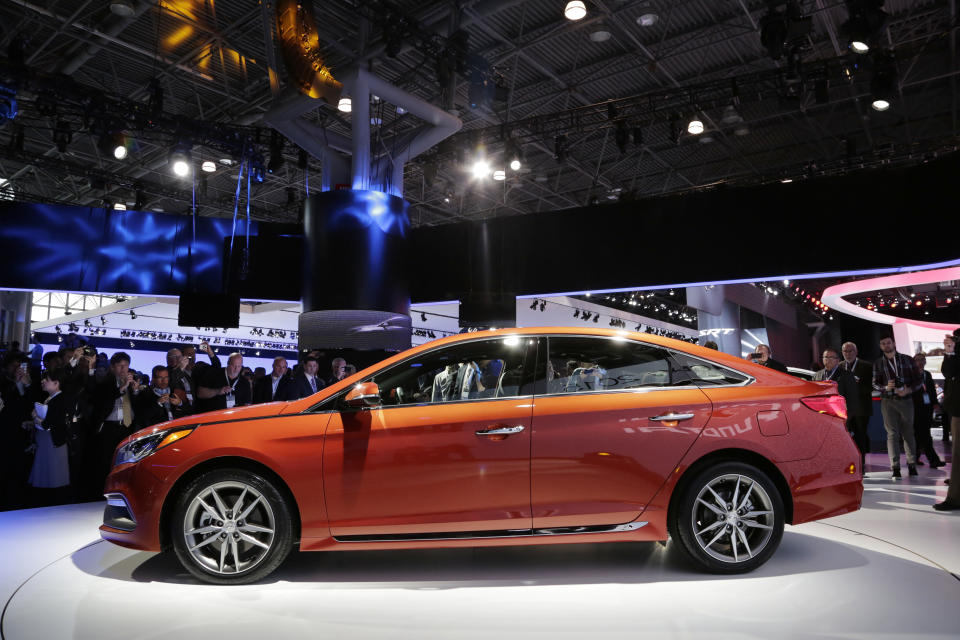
[98, 460, 168, 551]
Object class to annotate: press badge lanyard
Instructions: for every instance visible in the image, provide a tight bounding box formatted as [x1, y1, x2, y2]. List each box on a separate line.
[226, 373, 239, 408]
[887, 356, 900, 382]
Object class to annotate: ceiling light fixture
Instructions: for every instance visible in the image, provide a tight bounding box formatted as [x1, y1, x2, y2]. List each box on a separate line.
[471, 159, 490, 179]
[201, 160, 216, 173]
[492, 169, 506, 181]
[589, 30, 611, 42]
[169, 145, 191, 178]
[338, 97, 352, 113]
[637, 13, 658, 27]
[564, 1, 587, 21]
[687, 117, 704, 135]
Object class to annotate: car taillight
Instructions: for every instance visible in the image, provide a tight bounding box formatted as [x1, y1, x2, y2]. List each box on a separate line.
[800, 394, 847, 420]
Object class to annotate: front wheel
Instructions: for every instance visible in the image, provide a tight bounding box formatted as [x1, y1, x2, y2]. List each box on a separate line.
[171, 468, 293, 584]
[671, 461, 784, 573]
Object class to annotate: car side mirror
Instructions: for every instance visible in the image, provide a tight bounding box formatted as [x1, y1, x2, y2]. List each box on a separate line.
[344, 382, 381, 408]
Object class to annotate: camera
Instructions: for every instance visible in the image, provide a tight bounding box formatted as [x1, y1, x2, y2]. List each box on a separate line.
[749, 353, 762, 360]
[82, 345, 96, 357]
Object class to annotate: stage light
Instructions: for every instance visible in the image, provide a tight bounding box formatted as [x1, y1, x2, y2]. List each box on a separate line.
[113, 202, 126, 210]
[870, 52, 897, 112]
[530, 300, 538, 309]
[338, 97, 352, 113]
[850, 40, 869, 54]
[637, 13, 658, 27]
[871, 99, 890, 111]
[509, 158, 521, 171]
[687, 118, 704, 135]
[564, 1, 586, 21]
[169, 144, 191, 177]
[471, 159, 490, 179]
[493, 169, 505, 181]
[201, 160, 216, 172]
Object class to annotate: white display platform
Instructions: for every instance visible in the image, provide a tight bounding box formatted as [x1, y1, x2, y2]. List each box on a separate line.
[2, 451, 958, 640]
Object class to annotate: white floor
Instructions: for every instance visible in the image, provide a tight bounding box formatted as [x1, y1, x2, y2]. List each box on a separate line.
[1, 447, 958, 640]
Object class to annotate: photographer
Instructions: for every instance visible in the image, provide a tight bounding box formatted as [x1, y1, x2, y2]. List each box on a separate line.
[135, 365, 186, 428]
[747, 344, 788, 373]
[934, 329, 960, 511]
[872, 335, 920, 479]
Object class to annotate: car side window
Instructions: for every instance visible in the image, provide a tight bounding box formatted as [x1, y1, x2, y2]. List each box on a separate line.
[669, 351, 750, 386]
[372, 337, 535, 406]
[543, 336, 676, 394]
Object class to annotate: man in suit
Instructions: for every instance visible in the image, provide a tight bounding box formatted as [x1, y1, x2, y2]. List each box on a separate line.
[912, 353, 944, 468]
[196, 353, 251, 413]
[284, 356, 324, 400]
[934, 329, 960, 510]
[135, 365, 186, 428]
[92, 352, 142, 495]
[840, 341, 875, 470]
[253, 357, 292, 403]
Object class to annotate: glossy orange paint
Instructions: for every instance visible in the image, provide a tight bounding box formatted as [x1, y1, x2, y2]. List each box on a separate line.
[100, 327, 863, 557]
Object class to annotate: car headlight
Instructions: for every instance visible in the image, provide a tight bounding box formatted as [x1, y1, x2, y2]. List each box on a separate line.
[114, 428, 194, 466]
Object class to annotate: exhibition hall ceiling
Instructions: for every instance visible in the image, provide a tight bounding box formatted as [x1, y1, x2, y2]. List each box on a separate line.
[0, 0, 957, 226]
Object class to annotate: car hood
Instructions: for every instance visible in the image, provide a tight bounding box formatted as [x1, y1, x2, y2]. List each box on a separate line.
[123, 401, 290, 443]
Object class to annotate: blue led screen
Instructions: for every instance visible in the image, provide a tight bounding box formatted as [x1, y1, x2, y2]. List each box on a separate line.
[0, 203, 257, 297]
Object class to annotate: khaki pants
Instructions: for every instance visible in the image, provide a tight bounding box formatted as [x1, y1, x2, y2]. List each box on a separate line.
[880, 396, 916, 467]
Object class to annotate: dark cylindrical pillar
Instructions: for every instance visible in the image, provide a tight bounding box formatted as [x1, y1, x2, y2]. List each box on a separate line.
[299, 189, 411, 353]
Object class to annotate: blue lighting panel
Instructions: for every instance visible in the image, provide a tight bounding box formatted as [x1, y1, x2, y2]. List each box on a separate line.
[0, 203, 256, 297]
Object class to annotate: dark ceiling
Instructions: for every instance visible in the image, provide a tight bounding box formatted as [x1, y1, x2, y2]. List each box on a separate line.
[0, 0, 957, 227]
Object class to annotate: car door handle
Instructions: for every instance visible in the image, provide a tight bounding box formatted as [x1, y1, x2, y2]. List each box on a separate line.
[649, 413, 696, 422]
[476, 425, 525, 436]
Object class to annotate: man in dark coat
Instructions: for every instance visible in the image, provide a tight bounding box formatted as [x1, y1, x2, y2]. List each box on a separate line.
[253, 357, 292, 404]
[934, 330, 960, 511]
[840, 341, 875, 468]
[135, 365, 186, 428]
[912, 353, 944, 468]
[91, 352, 143, 495]
[283, 356, 325, 400]
[196, 353, 251, 413]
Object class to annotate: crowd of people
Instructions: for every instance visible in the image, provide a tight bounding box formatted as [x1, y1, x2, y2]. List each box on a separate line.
[2, 331, 958, 513]
[788, 332, 958, 511]
[0, 340, 356, 511]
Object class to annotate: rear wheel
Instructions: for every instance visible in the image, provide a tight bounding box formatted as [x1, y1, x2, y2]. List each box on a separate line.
[671, 461, 784, 573]
[171, 468, 293, 584]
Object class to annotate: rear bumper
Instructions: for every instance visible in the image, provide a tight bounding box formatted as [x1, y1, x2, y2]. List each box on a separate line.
[782, 422, 863, 525]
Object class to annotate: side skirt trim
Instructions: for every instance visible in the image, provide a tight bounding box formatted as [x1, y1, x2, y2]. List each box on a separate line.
[332, 521, 648, 543]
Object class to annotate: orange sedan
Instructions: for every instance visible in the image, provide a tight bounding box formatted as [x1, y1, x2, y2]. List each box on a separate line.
[100, 328, 862, 584]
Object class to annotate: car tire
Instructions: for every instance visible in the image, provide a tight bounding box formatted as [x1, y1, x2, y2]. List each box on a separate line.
[670, 461, 784, 574]
[171, 468, 294, 585]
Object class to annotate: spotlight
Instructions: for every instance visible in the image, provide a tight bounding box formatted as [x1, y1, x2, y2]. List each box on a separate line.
[338, 97, 352, 113]
[53, 120, 72, 152]
[471, 159, 490, 179]
[637, 13, 658, 27]
[129, 309, 137, 320]
[530, 300, 538, 309]
[554, 134, 568, 163]
[614, 122, 629, 154]
[509, 158, 521, 171]
[201, 161, 216, 173]
[493, 169, 505, 181]
[593, 315, 599, 323]
[564, 1, 586, 21]
[113, 202, 127, 211]
[100, 131, 128, 160]
[687, 117, 704, 135]
[169, 144, 191, 177]
[539, 301, 546, 312]
[841, 0, 888, 55]
[870, 52, 897, 112]
[100, 316, 106, 325]
[421, 312, 427, 322]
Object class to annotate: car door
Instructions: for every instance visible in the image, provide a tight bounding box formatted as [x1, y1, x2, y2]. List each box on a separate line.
[531, 335, 713, 528]
[322, 336, 537, 538]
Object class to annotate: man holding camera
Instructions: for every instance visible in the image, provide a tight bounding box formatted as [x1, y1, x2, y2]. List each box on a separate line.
[748, 344, 788, 373]
[135, 365, 186, 428]
[872, 335, 920, 479]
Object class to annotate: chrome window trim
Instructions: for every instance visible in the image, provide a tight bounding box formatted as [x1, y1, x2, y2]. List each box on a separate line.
[541, 334, 755, 392]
